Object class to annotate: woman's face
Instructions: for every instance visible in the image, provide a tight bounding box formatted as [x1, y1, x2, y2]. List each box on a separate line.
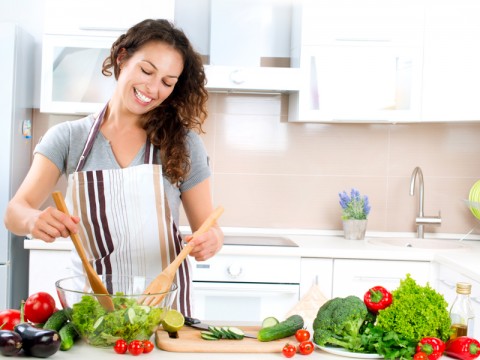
[115, 41, 184, 115]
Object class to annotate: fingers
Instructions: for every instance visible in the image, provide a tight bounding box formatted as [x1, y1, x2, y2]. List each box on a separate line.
[30, 207, 79, 242]
[187, 227, 223, 261]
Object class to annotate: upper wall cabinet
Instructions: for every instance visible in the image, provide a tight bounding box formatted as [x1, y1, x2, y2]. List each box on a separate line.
[40, 0, 174, 115]
[43, 0, 175, 37]
[288, 0, 425, 123]
[422, 0, 480, 122]
[174, 0, 300, 93]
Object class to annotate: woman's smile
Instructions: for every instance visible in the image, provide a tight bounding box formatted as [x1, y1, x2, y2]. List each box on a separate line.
[134, 87, 153, 104]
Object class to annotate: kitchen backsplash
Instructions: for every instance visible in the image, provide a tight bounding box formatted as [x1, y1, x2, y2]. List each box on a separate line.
[32, 93, 480, 237]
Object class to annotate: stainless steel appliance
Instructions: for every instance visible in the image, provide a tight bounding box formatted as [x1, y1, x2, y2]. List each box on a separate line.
[190, 236, 301, 322]
[0, 23, 34, 309]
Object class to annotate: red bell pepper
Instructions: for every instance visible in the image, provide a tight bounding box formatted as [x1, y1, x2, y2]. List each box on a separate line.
[363, 285, 393, 313]
[445, 336, 480, 360]
[416, 337, 446, 360]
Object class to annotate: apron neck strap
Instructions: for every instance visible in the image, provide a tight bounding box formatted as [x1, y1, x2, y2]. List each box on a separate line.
[144, 138, 160, 165]
[76, 104, 107, 172]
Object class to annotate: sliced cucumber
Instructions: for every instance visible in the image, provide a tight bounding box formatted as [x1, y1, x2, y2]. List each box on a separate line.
[262, 316, 280, 329]
[200, 326, 245, 341]
[201, 331, 220, 340]
[227, 327, 245, 340]
[125, 308, 136, 324]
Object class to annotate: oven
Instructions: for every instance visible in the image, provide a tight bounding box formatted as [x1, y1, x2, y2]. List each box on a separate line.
[190, 236, 301, 322]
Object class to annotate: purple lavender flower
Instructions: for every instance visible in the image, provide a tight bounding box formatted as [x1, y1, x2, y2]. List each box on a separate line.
[338, 188, 371, 220]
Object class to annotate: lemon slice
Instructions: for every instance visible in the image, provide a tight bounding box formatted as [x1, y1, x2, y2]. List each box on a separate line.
[161, 309, 185, 333]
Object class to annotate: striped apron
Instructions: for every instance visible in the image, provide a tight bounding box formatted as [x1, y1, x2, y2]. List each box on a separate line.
[64, 106, 193, 316]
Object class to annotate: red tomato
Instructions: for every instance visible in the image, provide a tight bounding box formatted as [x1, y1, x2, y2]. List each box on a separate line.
[0, 309, 21, 331]
[282, 343, 297, 358]
[413, 352, 429, 360]
[128, 340, 144, 356]
[113, 339, 128, 354]
[24, 292, 56, 324]
[295, 329, 311, 342]
[142, 340, 154, 353]
[298, 340, 314, 355]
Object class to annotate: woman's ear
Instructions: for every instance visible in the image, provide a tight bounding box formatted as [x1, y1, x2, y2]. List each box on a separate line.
[116, 48, 127, 67]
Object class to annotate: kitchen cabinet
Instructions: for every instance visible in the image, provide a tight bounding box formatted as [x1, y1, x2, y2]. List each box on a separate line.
[288, 0, 424, 123]
[40, 0, 175, 115]
[26, 246, 73, 306]
[174, 0, 299, 94]
[300, 258, 334, 299]
[332, 259, 432, 298]
[434, 262, 480, 339]
[43, 0, 174, 37]
[421, 0, 480, 122]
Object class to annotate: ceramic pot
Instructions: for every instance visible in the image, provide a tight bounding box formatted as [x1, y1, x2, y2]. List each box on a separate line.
[342, 219, 367, 240]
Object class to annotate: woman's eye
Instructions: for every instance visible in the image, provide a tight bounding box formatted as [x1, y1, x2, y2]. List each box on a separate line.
[141, 67, 152, 75]
[162, 81, 173, 88]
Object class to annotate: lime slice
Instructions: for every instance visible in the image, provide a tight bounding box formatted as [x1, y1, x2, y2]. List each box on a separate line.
[161, 309, 185, 333]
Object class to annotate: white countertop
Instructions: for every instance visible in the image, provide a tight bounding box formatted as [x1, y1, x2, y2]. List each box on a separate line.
[44, 340, 457, 360]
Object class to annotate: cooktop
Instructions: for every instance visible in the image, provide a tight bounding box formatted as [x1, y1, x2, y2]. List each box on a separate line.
[223, 235, 298, 247]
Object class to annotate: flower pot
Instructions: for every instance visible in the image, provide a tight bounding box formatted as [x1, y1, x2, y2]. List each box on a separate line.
[342, 219, 367, 240]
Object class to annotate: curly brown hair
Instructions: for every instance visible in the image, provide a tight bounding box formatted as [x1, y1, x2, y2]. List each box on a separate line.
[102, 19, 208, 185]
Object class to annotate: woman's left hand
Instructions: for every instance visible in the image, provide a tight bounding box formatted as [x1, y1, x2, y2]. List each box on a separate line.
[186, 226, 223, 261]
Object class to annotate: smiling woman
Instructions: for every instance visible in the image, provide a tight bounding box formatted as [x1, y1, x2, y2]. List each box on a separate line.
[4, 19, 224, 318]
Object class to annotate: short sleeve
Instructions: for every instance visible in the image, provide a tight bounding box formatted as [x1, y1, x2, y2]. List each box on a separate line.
[34, 121, 72, 174]
[180, 131, 211, 192]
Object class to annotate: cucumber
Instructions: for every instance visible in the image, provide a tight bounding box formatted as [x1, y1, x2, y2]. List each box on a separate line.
[59, 322, 79, 351]
[261, 316, 280, 329]
[200, 331, 220, 340]
[200, 326, 245, 341]
[227, 327, 245, 340]
[257, 314, 304, 342]
[43, 309, 69, 331]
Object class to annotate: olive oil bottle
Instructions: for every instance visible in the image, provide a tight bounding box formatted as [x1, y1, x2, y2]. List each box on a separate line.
[449, 282, 475, 339]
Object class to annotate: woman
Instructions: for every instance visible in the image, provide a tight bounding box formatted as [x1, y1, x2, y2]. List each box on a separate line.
[4, 19, 223, 316]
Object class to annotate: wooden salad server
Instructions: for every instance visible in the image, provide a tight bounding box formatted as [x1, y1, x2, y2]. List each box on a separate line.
[52, 191, 115, 312]
[140, 206, 224, 306]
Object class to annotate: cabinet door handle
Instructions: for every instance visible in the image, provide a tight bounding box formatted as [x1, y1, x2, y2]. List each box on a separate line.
[438, 278, 456, 290]
[352, 276, 401, 282]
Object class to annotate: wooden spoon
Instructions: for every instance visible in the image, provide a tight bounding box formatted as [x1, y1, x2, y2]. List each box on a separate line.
[140, 206, 224, 306]
[52, 191, 114, 312]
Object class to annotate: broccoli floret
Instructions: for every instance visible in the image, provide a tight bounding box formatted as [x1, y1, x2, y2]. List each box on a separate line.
[313, 295, 370, 352]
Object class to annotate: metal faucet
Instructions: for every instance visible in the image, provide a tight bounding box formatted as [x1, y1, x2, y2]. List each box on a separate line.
[409, 166, 441, 238]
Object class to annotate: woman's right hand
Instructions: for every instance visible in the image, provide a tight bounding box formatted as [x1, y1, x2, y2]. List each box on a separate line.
[28, 207, 80, 243]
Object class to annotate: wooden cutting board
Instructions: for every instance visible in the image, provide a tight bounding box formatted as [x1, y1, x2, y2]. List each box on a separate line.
[155, 326, 296, 353]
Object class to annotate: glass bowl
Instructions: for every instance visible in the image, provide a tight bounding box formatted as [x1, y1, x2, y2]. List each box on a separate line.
[55, 275, 177, 347]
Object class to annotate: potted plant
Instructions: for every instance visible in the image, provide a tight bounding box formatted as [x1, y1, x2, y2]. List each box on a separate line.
[338, 188, 371, 240]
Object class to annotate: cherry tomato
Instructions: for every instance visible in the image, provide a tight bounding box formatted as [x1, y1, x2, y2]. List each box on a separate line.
[413, 352, 429, 360]
[113, 339, 128, 354]
[298, 340, 314, 355]
[295, 329, 311, 342]
[24, 292, 56, 324]
[142, 340, 155, 353]
[128, 340, 144, 356]
[0, 309, 21, 331]
[282, 343, 297, 358]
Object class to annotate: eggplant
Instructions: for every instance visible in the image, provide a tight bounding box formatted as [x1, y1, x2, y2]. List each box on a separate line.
[14, 323, 60, 358]
[0, 330, 22, 356]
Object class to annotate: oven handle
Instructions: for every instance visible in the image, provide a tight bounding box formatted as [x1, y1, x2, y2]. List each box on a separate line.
[192, 281, 300, 294]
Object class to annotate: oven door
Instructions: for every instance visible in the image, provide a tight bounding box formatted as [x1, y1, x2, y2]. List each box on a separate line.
[192, 281, 300, 322]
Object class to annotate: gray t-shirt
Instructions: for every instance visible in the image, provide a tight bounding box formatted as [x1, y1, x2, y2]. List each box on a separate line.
[34, 114, 211, 225]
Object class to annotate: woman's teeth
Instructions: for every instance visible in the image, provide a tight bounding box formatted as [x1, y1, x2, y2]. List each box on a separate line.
[134, 88, 152, 103]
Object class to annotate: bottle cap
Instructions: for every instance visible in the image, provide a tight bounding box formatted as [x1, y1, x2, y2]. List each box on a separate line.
[456, 282, 472, 295]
